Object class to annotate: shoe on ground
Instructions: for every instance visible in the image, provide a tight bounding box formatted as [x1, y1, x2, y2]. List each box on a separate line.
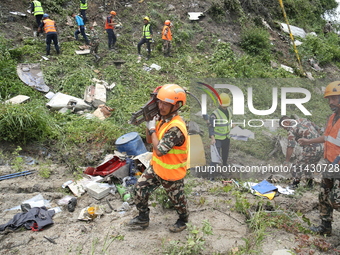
[68, 197, 77, 212]
[169, 218, 188, 233]
[128, 209, 150, 229]
[21, 203, 31, 213]
[310, 220, 332, 236]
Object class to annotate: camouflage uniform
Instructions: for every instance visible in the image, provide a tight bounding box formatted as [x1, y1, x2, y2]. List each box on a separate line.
[90, 28, 100, 61]
[134, 121, 188, 217]
[286, 118, 323, 179]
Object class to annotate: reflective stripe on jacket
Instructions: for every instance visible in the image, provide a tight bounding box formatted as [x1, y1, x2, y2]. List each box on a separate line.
[212, 108, 232, 140]
[162, 25, 172, 41]
[151, 116, 188, 181]
[43, 19, 57, 33]
[324, 113, 340, 162]
[80, 0, 88, 9]
[142, 24, 151, 39]
[33, 1, 44, 16]
[105, 16, 114, 30]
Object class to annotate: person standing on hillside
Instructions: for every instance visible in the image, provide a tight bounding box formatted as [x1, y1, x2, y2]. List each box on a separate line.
[90, 26, 100, 61]
[137, 16, 153, 60]
[279, 116, 323, 189]
[79, 0, 88, 24]
[105, 11, 117, 50]
[323, 21, 333, 35]
[72, 13, 89, 46]
[128, 84, 189, 233]
[38, 14, 60, 56]
[30, 0, 44, 34]
[299, 81, 340, 236]
[209, 93, 232, 167]
[162, 20, 173, 57]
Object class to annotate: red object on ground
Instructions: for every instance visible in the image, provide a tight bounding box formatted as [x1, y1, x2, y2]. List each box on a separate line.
[84, 156, 126, 176]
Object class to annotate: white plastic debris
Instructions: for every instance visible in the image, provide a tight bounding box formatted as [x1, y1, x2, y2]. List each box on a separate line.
[188, 12, 204, 20]
[280, 23, 307, 38]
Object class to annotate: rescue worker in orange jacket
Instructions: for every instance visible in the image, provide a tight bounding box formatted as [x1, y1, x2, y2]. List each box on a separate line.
[162, 20, 173, 57]
[299, 81, 340, 236]
[38, 14, 60, 56]
[105, 11, 117, 50]
[128, 84, 189, 233]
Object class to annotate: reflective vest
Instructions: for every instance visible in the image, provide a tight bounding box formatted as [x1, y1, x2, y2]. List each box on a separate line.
[43, 19, 57, 33]
[33, 1, 44, 16]
[324, 113, 340, 162]
[162, 25, 172, 41]
[105, 16, 114, 30]
[212, 108, 232, 140]
[142, 24, 151, 39]
[151, 115, 188, 181]
[80, 0, 88, 10]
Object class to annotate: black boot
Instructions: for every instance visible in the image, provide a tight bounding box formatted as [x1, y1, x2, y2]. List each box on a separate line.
[310, 220, 332, 236]
[289, 178, 300, 189]
[306, 178, 314, 189]
[128, 209, 150, 229]
[169, 214, 188, 233]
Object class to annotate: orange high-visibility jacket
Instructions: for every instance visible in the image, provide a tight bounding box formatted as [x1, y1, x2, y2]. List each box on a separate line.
[105, 16, 114, 30]
[324, 113, 340, 163]
[43, 19, 57, 33]
[162, 25, 172, 41]
[151, 115, 188, 181]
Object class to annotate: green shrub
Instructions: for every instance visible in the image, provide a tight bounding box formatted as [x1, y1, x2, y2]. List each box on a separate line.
[240, 26, 272, 61]
[0, 101, 60, 143]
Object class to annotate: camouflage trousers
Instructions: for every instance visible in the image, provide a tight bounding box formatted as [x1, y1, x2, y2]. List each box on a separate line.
[134, 166, 188, 217]
[292, 145, 323, 179]
[162, 40, 171, 55]
[319, 161, 340, 221]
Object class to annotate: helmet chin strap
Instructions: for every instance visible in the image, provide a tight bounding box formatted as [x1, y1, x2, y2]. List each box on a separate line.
[163, 103, 182, 118]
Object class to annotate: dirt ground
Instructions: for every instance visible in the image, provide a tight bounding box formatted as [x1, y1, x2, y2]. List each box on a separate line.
[1, 145, 340, 255]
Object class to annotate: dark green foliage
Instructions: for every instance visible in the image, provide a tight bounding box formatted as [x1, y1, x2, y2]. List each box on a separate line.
[240, 26, 272, 62]
[0, 102, 60, 144]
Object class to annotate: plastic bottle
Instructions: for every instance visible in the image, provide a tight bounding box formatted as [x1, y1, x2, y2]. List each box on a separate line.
[116, 184, 131, 202]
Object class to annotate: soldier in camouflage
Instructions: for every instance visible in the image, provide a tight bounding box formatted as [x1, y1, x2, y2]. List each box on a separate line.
[89, 26, 100, 62]
[128, 84, 189, 233]
[299, 81, 340, 236]
[279, 116, 323, 188]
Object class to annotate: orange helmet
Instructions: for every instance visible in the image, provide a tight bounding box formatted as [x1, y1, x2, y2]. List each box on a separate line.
[110, 11, 116, 15]
[157, 84, 186, 106]
[164, 20, 171, 25]
[324, 81, 340, 98]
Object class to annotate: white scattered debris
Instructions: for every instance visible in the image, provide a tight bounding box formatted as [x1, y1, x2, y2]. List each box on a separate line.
[42, 56, 49, 61]
[280, 64, 294, 73]
[5, 95, 30, 105]
[46, 92, 92, 111]
[23, 26, 31, 30]
[230, 126, 255, 141]
[10, 11, 27, 17]
[45, 91, 55, 99]
[150, 63, 161, 70]
[75, 49, 91, 55]
[292, 40, 302, 46]
[280, 23, 307, 38]
[188, 12, 204, 21]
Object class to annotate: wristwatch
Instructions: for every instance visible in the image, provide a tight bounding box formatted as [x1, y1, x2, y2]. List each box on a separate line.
[149, 129, 156, 136]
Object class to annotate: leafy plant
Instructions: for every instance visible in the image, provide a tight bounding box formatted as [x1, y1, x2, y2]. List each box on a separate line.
[163, 220, 213, 255]
[11, 146, 24, 172]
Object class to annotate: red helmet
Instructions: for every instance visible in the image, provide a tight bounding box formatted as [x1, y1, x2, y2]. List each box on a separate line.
[164, 20, 171, 25]
[157, 84, 186, 106]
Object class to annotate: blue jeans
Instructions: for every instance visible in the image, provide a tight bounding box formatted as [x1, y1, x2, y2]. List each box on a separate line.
[75, 26, 89, 45]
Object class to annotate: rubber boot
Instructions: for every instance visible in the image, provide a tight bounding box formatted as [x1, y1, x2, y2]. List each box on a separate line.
[306, 178, 314, 189]
[289, 178, 300, 189]
[310, 220, 332, 236]
[128, 209, 150, 229]
[169, 214, 188, 233]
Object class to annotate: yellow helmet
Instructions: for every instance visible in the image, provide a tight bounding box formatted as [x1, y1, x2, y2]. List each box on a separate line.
[143, 16, 150, 21]
[324, 81, 340, 98]
[220, 93, 231, 106]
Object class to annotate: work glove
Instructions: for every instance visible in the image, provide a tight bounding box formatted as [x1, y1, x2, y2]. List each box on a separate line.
[146, 116, 157, 130]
